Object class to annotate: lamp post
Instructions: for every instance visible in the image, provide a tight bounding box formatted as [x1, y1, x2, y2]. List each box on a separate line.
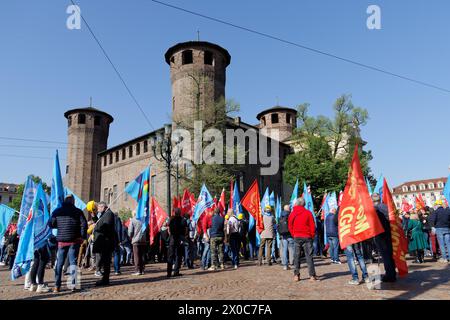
[150, 124, 183, 215]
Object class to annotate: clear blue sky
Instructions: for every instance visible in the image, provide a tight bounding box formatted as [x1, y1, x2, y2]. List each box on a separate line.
[1, 0, 449, 188]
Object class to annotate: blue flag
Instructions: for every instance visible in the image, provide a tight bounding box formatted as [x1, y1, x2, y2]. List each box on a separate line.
[269, 191, 275, 208]
[12, 183, 51, 280]
[443, 175, 450, 204]
[261, 188, 271, 212]
[275, 196, 282, 247]
[321, 193, 330, 245]
[373, 174, 384, 198]
[51, 150, 65, 214]
[303, 182, 316, 224]
[192, 184, 214, 223]
[17, 176, 36, 235]
[125, 166, 151, 232]
[64, 187, 87, 211]
[232, 180, 242, 216]
[0, 204, 15, 240]
[366, 178, 373, 196]
[290, 179, 299, 208]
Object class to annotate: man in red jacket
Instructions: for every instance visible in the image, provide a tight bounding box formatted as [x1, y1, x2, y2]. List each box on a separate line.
[288, 197, 320, 282]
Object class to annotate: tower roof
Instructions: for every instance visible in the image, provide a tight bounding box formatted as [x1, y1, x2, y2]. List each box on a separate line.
[164, 41, 231, 66]
[64, 107, 114, 123]
[256, 106, 297, 120]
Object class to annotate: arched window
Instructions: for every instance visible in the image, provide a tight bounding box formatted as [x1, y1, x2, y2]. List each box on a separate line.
[410, 185, 417, 192]
[271, 113, 279, 124]
[428, 183, 435, 189]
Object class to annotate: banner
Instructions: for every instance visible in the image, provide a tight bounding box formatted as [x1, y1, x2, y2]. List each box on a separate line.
[50, 150, 65, 214]
[0, 204, 15, 239]
[192, 184, 214, 223]
[241, 179, 264, 234]
[17, 176, 36, 235]
[232, 181, 243, 216]
[338, 147, 385, 249]
[382, 178, 408, 277]
[150, 197, 168, 245]
[125, 166, 151, 232]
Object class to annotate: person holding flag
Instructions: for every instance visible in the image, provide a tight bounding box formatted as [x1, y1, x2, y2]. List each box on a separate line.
[49, 194, 87, 292]
[128, 210, 148, 276]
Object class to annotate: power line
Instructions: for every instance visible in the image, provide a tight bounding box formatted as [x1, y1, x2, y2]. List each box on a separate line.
[0, 136, 67, 145]
[69, 0, 156, 130]
[149, 0, 450, 94]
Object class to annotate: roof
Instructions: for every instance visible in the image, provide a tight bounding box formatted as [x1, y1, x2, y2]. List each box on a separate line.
[64, 107, 114, 123]
[256, 106, 297, 120]
[392, 177, 448, 194]
[164, 41, 231, 66]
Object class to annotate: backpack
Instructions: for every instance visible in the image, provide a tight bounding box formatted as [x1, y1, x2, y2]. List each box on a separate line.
[278, 215, 290, 236]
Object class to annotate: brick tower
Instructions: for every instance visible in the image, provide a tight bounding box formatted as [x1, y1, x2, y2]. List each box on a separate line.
[64, 107, 113, 202]
[257, 106, 297, 142]
[165, 41, 231, 129]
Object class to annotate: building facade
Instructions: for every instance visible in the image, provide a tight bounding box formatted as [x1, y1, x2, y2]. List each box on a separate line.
[392, 177, 447, 208]
[0, 183, 20, 206]
[64, 41, 296, 213]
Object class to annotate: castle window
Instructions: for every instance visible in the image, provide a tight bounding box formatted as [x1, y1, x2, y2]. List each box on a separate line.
[143, 140, 148, 153]
[68, 116, 72, 127]
[103, 188, 108, 202]
[271, 113, 279, 124]
[115, 151, 119, 162]
[94, 116, 101, 126]
[78, 114, 86, 124]
[182, 50, 193, 65]
[109, 154, 113, 165]
[170, 56, 175, 64]
[66, 165, 69, 174]
[402, 186, 408, 192]
[204, 51, 213, 65]
[419, 184, 425, 191]
[136, 143, 141, 156]
[113, 185, 118, 200]
[129, 145, 133, 158]
[438, 181, 444, 188]
[286, 113, 291, 124]
[122, 148, 126, 160]
[103, 156, 107, 167]
[261, 116, 266, 126]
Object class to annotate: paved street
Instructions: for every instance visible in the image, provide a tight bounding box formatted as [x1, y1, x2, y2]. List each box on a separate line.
[0, 256, 449, 300]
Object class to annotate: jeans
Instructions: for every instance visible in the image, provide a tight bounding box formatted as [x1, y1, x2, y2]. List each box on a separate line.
[55, 244, 80, 288]
[345, 243, 368, 281]
[258, 238, 273, 263]
[374, 233, 396, 280]
[210, 237, 224, 268]
[293, 237, 316, 277]
[167, 238, 184, 276]
[113, 247, 121, 273]
[313, 234, 322, 256]
[201, 242, 211, 269]
[281, 235, 294, 266]
[435, 228, 450, 260]
[30, 246, 50, 285]
[229, 234, 240, 266]
[184, 239, 195, 268]
[121, 243, 132, 265]
[328, 236, 340, 262]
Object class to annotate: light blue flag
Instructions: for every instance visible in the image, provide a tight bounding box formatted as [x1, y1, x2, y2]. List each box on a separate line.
[366, 178, 373, 196]
[321, 193, 330, 245]
[443, 174, 450, 204]
[12, 183, 51, 280]
[232, 180, 242, 216]
[192, 184, 214, 223]
[64, 187, 87, 211]
[248, 214, 260, 247]
[0, 204, 15, 240]
[373, 174, 384, 198]
[125, 166, 151, 232]
[303, 182, 316, 224]
[328, 192, 338, 211]
[17, 176, 36, 235]
[275, 196, 282, 248]
[290, 179, 299, 208]
[269, 191, 276, 208]
[51, 150, 65, 214]
[261, 188, 270, 211]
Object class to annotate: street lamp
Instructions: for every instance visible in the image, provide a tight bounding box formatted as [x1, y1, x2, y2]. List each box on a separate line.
[150, 124, 183, 215]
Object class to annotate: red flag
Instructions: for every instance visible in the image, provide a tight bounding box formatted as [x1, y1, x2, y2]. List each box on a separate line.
[229, 180, 234, 210]
[181, 189, 192, 216]
[218, 188, 226, 214]
[401, 198, 413, 213]
[382, 178, 408, 277]
[338, 147, 385, 249]
[241, 179, 264, 233]
[150, 197, 168, 245]
[415, 194, 426, 211]
[189, 192, 197, 214]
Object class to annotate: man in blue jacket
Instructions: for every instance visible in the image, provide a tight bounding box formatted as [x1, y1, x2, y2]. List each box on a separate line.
[325, 208, 340, 264]
[430, 200, 450, 263]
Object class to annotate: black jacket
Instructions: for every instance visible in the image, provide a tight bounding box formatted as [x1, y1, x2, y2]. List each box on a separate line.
[430, 207, 450, 228]
[93, 209, 117, 253]
[168, 216, 186, 244]
[49, 202, 87, 243]
[374, 203, 391, 236]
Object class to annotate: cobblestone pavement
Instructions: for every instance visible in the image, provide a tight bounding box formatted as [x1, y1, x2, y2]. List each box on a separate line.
[0, 256, 449, 300]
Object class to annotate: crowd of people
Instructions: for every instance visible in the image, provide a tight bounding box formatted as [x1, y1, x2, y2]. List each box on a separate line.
[1, 192, 449, 294]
